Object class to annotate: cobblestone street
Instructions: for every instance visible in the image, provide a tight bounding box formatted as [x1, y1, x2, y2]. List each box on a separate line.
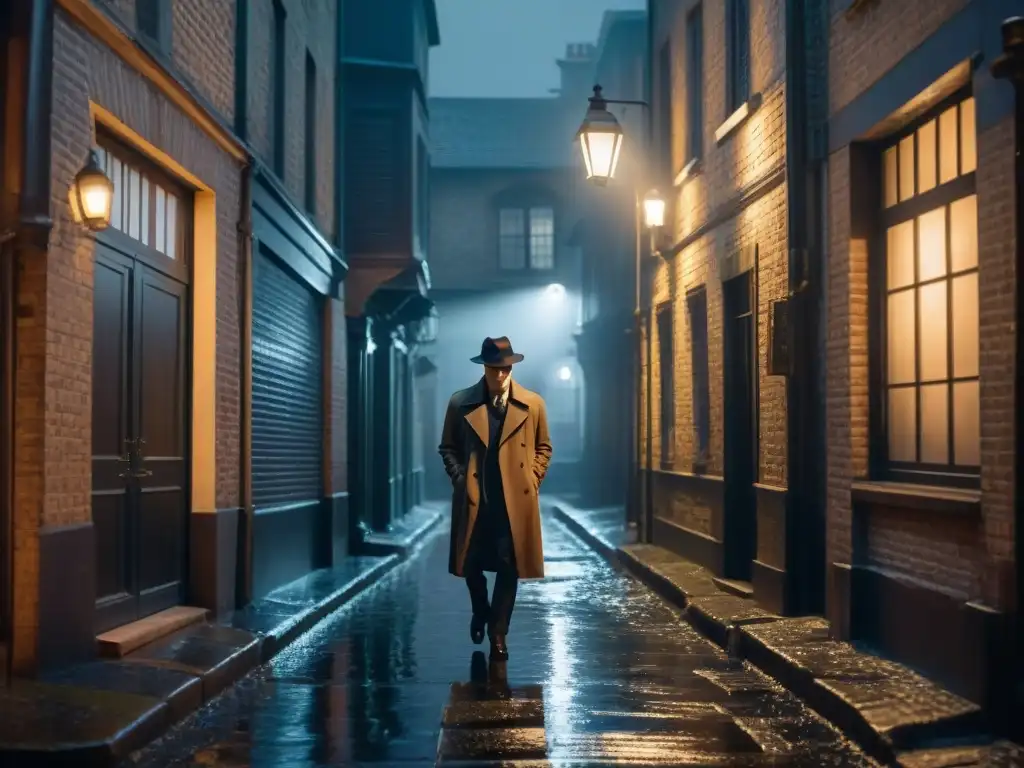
[124, 515, 873, 767]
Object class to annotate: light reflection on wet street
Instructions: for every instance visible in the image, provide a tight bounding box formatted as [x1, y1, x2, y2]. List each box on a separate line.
[125, 515, 876, 767]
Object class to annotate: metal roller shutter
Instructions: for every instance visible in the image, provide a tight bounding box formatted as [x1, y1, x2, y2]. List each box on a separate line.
[252, 250, 323, 507]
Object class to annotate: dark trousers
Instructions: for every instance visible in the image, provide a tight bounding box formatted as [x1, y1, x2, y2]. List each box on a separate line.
[465, 560, 518, 636]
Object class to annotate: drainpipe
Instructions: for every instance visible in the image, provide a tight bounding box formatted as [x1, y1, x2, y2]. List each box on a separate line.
[784, 0, 823, 616]
[19, 0, 54, 243]
[643, 0, 656, 543]
[0, 229, 14, 683]
[237, 163, 255, 608]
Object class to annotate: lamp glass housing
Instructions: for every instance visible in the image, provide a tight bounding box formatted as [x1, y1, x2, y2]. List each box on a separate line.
[643, 190, 666, 229]
[69, 151, 114, 230]
[576, 88, 626, 185]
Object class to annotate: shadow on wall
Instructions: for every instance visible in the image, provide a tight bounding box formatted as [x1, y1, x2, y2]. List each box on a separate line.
[422, 285, 584, 498]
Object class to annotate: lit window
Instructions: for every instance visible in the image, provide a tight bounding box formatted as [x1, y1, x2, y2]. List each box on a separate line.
[879, 95, 979, 480]
[95, 143, 185, 260]
[498, 206, 555, 270]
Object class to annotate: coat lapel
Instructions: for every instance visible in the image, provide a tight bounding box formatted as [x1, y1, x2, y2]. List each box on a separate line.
[499, 384, 529, 446]
[463, 379, 489, 447]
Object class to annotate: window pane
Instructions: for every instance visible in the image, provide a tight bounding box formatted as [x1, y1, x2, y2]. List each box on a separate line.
[887, 289, 916, 384]
[917, 207, 946, 282]
[952, 272, 979, 378]
[898, 134, 915, 202]
[917, 119, 937, 193]
[920, 383, 949, 464]
[111, 158, 123, 232]
[960, 97, 977, 174]
[939, 106, 958, 184]
[140, 176, 150, 246]
[166, 194, 177, 259]
[888, 386, 916, 462]
[529, 207, 555, 269]
[128, 169, 141, 240]
[950, 194, 978, 272]
[500, 208, 523, 235]
[918, 281, 948, 381]
[155, 187, 167, 255]
[953, 380, 980, 466]
[886, 220, 914, 289]
[883, 147, 898, 208]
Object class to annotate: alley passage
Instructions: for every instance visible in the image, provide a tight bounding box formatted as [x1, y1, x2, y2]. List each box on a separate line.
[125, 515, 874, 767]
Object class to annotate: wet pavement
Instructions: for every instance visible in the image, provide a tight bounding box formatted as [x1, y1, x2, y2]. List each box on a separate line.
[124, 514, 876, 767]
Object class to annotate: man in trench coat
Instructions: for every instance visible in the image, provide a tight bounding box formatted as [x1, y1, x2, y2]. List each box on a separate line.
[438, 336, 553, 661]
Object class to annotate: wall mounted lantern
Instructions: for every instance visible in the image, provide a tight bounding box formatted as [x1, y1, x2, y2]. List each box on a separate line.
[643, 189, 666, 229]
[68, 150, 114, 231]
[576, 86, 625, 185]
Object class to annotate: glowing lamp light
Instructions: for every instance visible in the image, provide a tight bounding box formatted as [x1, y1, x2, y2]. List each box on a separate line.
[68, 150, 114, 231]
[546, 283, 566, 299]
[643, 189, 666, 229]
[576, 85, 624, 186]
[558, 366, 572, 381]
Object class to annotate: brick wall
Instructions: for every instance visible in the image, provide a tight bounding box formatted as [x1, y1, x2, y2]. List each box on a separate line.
[245, 0, 336, 238]
[826, 2, 1016, 614]
[647, 0, 789, 540]
[12, 6, 244, 662]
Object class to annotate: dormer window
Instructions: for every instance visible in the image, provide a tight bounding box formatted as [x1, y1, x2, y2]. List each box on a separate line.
[498, 206, 555, 270]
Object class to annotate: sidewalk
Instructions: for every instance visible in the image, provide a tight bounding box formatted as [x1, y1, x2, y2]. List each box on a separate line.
[548, 497, 1021, 768]
[0, 503, 444, 767]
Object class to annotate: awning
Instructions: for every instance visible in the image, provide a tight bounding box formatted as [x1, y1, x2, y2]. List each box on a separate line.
[363, 260, 434, 326]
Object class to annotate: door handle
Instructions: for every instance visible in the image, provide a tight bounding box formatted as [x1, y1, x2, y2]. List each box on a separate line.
[117, 438, 136, 479]
[131, 438, 153, 479]
[118, 437, 152, 480]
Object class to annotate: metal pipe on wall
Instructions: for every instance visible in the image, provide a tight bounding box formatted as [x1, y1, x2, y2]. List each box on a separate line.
[237, 162, 255, 608]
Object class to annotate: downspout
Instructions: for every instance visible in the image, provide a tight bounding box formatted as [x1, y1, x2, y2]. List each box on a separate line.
[643, 0, 656, 543]
[783, 0, 825, 616]
[19, 0, 54, 242]
[234, 0, 254, 608]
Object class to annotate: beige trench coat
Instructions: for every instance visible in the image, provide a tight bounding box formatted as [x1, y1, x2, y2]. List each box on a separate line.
[439, 379, 553, 579]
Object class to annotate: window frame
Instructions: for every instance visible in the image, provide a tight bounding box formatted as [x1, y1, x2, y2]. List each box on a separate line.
[657, 302, 675, 469]
[687, 286, 711, 471]
[303, 49, 317, 215]
[271, 0, 287, 177]
[497, 205, 556, 271]
[725, 0, 750, 116]
[869, 87, 980, 489]
[657, 40, 673, 179]
[136, 0, 173, 55]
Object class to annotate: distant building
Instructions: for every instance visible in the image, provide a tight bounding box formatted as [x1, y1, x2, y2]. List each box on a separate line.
[424, 44, 598, 500]
[343, 0, 441, 535]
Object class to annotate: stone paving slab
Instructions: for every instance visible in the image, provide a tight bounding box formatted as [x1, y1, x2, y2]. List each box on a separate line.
[548, 499, 1013, 768]
[0, 517, 445, 767]
[361, 501, 445, 556]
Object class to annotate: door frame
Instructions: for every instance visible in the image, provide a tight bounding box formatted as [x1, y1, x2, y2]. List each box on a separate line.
[92, 133, 194, 629]
[721, 269, 759, 581]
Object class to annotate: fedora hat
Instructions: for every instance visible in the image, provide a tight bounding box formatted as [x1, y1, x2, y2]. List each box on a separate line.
[470, 336, 524, 366]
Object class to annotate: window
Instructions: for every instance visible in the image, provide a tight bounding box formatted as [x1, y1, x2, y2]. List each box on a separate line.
[685, 4, 704, 162]
[725, 0, 750, 115]
[687, 288, 710, 466]
[877, 94, 979, 484]
[94, 142, 186, 261]
[498, 206, 555, 270]
[136, 0, 172, 53]
[271, 0, 287, 176]
[658, 41, 672, 175]
[304, 50, 317, 213]
[657, 304, 675, 467]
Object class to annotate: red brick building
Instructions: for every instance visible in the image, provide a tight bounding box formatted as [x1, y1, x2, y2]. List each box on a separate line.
[643, 0, 828, 616]
[0, 0, 346, 675]
[826, 0, 1020, 718]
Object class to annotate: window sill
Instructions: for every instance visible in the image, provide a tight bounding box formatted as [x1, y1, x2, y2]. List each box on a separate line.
[715, 92, 762, 146]
[673, 157, 702, 188]
[850, 479, 981, 517]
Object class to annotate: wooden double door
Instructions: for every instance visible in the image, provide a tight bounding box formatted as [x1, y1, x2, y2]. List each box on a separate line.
[92, 237, 189, 633]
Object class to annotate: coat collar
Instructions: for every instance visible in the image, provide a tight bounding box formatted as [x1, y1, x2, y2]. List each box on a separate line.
[462, 378, 533, 448]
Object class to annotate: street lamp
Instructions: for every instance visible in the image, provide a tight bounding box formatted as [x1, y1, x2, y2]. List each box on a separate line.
[576, 84, 665, 542]
[68, 150, 114, 231]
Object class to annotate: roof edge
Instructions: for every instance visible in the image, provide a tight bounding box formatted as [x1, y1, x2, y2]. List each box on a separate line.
[424, 0, 441, 46]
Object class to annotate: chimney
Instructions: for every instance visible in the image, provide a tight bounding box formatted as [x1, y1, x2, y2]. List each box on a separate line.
[555, 43, 596, 101]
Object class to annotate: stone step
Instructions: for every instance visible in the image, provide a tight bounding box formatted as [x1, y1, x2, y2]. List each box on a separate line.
[96, 606, 209, 658]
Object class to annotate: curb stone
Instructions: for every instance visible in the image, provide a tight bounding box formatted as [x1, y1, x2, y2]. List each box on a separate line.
[0, 512, 445, 767]
[550, 501, 1003, 768]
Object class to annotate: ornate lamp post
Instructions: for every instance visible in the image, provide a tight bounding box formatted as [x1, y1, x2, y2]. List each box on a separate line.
[577, 85, 665, 541]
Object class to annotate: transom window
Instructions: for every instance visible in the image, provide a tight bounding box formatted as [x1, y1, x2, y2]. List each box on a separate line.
[95, 142, 186, 261]
[499, 206, 555, 270]
[879, 95, 978, 483]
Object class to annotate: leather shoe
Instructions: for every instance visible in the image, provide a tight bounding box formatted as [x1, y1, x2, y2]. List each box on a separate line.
[489, 633, 509, 661]
[470, 615, 486, 645]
